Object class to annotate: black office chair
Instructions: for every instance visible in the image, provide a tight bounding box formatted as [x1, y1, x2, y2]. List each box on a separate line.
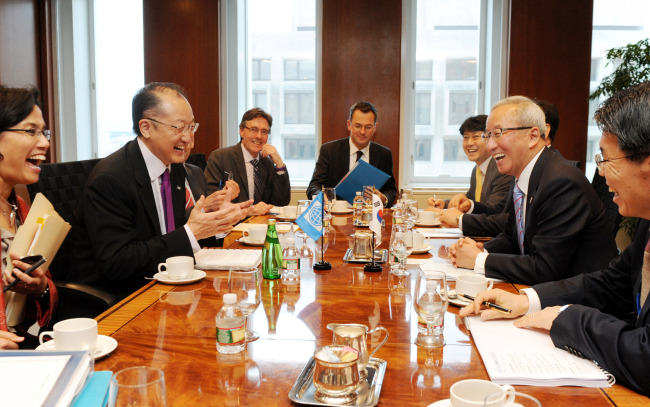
[185, 152, 207, 171]
[591, 169, 622, 236]
[27, 159, 119, 323]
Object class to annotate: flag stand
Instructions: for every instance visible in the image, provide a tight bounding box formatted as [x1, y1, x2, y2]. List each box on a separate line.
[313, 188, 331, 270]
[364, 231, 382, 272]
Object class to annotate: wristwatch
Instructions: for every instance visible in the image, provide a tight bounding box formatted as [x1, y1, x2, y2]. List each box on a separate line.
[558, 304, 571, 314]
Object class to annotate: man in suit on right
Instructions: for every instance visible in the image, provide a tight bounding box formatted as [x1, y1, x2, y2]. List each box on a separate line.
[450, 96, 616, 285]
[307, 101, 397, 207]
[460, 81, 650, 397]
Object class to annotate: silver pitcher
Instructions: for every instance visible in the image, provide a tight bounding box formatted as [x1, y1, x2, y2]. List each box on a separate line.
[326, 323, 389, 378]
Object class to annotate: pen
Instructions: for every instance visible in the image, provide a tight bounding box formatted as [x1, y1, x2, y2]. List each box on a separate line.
[3, 257, 47, 293]
[460, 294, 512, 314]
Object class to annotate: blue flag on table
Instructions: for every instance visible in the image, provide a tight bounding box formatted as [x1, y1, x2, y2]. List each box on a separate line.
[296, 192, 323, 242]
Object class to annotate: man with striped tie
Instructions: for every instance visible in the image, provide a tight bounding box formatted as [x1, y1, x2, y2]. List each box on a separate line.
[449, 96, 616, 285]
[205, 108, 291, 216]
[459, 81, 650, 398]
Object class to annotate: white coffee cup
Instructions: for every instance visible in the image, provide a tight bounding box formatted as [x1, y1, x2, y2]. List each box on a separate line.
[332, 201, 348, 212]
[282, 206, 297, 218]
[418, 210, 439, 224]
[450, 379, 515, 407]
[412, 231, 425, 249]
[455, 274, 494, 297]
[158, 256, 194, 280]
[39, 318, 98, 351]
[243, 224, 267, 243]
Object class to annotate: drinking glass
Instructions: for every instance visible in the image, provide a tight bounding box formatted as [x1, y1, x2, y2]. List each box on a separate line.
[405, 199, 419, 229]
[297, 200, 311, 217]
[401, 188, 413, 202]
[229, 267, 262, 342]
[413, 270, 448, 348]
[108, 366, 167, 407]
[276, 221, 294, 248]
[323, 188, 336, 232]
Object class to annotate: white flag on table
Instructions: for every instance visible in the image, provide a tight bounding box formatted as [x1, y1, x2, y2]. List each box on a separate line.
[369, 193, 383, 245]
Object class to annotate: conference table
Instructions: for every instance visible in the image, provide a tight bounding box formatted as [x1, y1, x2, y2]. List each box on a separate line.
[94, 211, 646, 406]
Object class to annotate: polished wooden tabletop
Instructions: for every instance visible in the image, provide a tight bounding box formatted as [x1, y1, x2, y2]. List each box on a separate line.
[95, 212, 646, 406]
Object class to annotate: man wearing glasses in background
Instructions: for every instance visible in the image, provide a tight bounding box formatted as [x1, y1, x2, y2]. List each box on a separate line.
[69, 82, 249, 300]
[449, 96, 616, 285]
[307, 100, 397, 207]
[205, 108, 291, 216]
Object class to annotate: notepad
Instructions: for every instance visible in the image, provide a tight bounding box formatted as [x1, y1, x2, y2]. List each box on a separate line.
[419, 262, 475, 281]
[194, 249, 262, 270]
[465, 316, 613, 387]
[416, 227, 463, 238]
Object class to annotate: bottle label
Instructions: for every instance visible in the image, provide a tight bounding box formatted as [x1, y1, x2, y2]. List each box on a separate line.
[216, 323, 246, 345]
[283, 258, 299, 270]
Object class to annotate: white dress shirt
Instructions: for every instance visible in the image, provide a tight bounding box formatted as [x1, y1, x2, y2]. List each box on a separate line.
[349, 138, 370, 171]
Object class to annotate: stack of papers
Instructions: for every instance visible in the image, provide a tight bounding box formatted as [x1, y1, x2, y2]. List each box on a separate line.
[466, 316, 613, 387]
[195, 249, 262, 270]
[419, 262, 474, 281]
[416, 227, 463, 238]
[0, 351, 93, 407]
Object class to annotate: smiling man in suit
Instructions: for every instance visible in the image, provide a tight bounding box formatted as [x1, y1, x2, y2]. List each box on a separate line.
[205, 108, 290, 216]
[69, 82, 248, 300]
[307, 101, 397, 207]
[430, 115, 512, 215]
[459, 81, 650, 397]
[449, 96, 616, 285]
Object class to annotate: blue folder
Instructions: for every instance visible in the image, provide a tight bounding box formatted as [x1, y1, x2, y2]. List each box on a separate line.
[334, 160, 390, 204]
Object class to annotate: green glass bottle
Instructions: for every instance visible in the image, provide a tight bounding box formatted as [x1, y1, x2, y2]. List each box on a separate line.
[262, 219, 283, 279]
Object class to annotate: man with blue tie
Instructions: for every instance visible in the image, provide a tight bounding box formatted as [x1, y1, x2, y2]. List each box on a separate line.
[460, 81, 650, 397]
[204, 108, 291, 216]
[70, 82, 249, 300]
[449, 96, 616, 285]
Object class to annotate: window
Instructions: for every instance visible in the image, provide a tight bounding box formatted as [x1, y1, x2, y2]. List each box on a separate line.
[222, 0, 317, 185]
[587, 0, 650, 177]
[252, 58, 271, 81]
[55, 0, 144, 161]
[284, 136, 316, 159]
[284, 91, 314, 124]
[284, 59, 315, 80]
[404, 0, 503, 186]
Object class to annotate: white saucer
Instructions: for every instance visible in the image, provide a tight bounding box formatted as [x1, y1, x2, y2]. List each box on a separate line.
[275, 215, 297, 221]
[409, 245, 432, 254]
[427, 399, 450, 407]
[153, 270, 207, 284]
[36, 335, 118, 360]
[416, 220, 442, 227]
[443, 290, 472, 307]
[331, 208, 353, 215]
[237, 237, 265, 247]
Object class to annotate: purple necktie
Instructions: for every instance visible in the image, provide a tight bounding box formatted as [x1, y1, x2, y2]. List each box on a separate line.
[513, 183, 525, 254]
[161, 169, 175, 232]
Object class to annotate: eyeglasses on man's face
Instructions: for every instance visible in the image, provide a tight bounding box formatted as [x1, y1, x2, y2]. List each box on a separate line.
[2, 128, 51, 141]
[481, 127, 532, 142]
[243, 126, 270, 136]
[351, 123, 375, 133]
[146, 117, 199, 135]
[594, 153, 636, 172]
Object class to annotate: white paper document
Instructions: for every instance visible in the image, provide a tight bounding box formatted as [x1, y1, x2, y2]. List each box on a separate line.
[416, 227, 463, 238]
[194, 248, 262, 270]
[419, 262, 475, 281]
[465, 316, 613, 387]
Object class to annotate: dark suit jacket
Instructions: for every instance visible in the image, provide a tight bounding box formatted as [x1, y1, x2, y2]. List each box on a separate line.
[204, 142, 290, 206]
[484, 147, 617, 285]
[464, 158, 512, 214]
[306, 138, 397, 207]
[68, 139, 194, 300]
[534, 219, 650, 396]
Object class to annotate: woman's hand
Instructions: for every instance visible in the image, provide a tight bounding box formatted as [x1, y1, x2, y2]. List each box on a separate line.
[0, 331, 23, 349]
[4, 253, 48, 296]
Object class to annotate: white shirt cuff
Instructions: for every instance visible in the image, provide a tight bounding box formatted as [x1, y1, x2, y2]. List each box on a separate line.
[184, 224, 201, 252]
[520, 288, 541, 314]
[474, 251, 489, 275]
[458, 214, 463, 230]
[467, 200, 475, 214]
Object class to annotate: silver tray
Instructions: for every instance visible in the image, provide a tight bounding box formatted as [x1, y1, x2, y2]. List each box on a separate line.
[343, 249, 388, 264]
[288, 356, 387, 406]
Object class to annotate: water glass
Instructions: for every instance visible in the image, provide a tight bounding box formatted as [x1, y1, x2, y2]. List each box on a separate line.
[297, 200, 311, 217]
[413, 270, 448, 348]
[228, 267, 261, 342]
[108, 366, 167, 407]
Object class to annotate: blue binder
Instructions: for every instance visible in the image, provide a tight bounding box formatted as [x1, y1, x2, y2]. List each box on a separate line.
[334, 160, 390, 204]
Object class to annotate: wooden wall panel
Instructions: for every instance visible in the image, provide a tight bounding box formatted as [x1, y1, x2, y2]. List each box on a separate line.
[508, 0, 593, 169]
[143, 0, 220, 157]
[321, 0, 402, 187]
